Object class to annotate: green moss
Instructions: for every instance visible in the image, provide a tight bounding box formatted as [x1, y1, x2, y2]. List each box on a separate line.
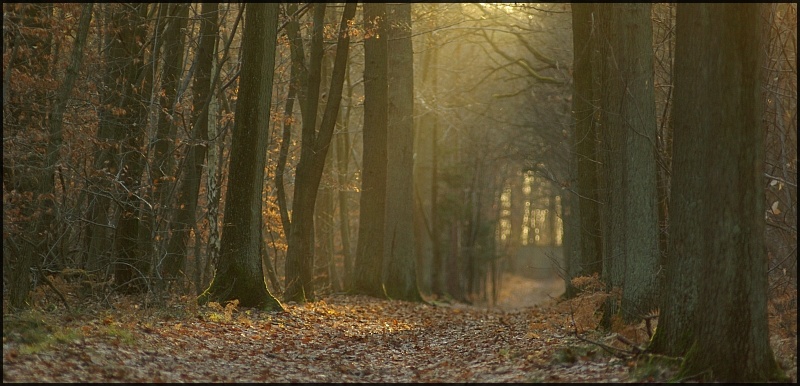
[677, 340, 789, 382]
[4, 312, 83, 355]
[103, 325, 135, 345]
[630, 354, 682, 382]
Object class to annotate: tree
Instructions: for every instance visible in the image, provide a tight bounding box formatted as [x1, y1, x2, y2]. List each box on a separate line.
[282, 2, 358, 303]
[198, 3, 283, 310]
[162, 3, 220, 283]
[335, 70, 356, 286]
[594, 3, 660, 323]
[106, 3, 151, 294]
[383, 3, 423, 301]
[352, 3, 389, 298]
[649, 4, 785, 381]
[5, 3, 93, 308]
[566, 3, 603, 297]
[144, 3, 190, 286]
[413, 3, 445, 298]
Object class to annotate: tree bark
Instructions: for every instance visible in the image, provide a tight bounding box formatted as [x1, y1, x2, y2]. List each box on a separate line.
[143, 4, 189, 285]
[595, 3, 661, 323]
[352, 3, 390, 298]
[383, 3, 423, 302]
[197, 3, 283, 310]
[283, 3, 357, 302]
[650, 4, 785, 381]
[108, 4, 151, 294]
[163, 3, 219, 281]
[335, 72, 354, 286]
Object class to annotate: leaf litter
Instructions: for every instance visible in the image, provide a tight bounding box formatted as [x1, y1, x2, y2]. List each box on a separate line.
[3, 273, 796, 383]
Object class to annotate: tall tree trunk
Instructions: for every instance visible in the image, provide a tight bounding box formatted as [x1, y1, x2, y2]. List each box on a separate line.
[651, 4, 785, 382]
[143, 3, 189, 285]
[313, 42, 338, 292]
[198, 3, 283, 310]
[275, 2, 303, 240]
[283, 3, 357, 303]
[109, 3, 151, 294]
[429, 21, 444, 298]
[570, 3, 603, 284]
[163, 3, 219, 282]
[352, 3, 389, 298]
[595, 3, 660, 323]
[335, 71, 354, 285]
[383, 3, 423, 302]
[411, 17, 436, 295]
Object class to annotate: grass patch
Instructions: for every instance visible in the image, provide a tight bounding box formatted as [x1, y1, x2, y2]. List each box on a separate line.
[102, 324, 136, 345]
[4, 311, 84, 355]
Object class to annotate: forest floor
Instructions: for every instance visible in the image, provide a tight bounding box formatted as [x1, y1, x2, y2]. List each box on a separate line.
[3, 273, 797, 383]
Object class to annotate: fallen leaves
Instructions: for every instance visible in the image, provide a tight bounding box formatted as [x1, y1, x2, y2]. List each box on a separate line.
[3, 274, 797, 383]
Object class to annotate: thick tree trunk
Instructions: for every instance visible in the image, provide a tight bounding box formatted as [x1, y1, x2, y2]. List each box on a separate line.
[198, 3, 283, 310]
[352, 3, 390, 298]
[570, 3, 603, 285]
[595, 3, 660, 323]
[651, 4, 784, 381]
[383, 3, 423, 302]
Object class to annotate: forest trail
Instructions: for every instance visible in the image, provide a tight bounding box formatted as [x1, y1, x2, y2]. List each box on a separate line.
[3, 274, 795, 383]
[494, 273, 565, 310]
[2, 274, 636, 383]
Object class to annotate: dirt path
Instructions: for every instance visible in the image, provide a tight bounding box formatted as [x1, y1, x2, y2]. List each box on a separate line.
[3, 284, 637, 383]
[494, 273, 566, 310]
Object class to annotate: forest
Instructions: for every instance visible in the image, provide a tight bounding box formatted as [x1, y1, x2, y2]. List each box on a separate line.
[2, 3, 797, 383]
